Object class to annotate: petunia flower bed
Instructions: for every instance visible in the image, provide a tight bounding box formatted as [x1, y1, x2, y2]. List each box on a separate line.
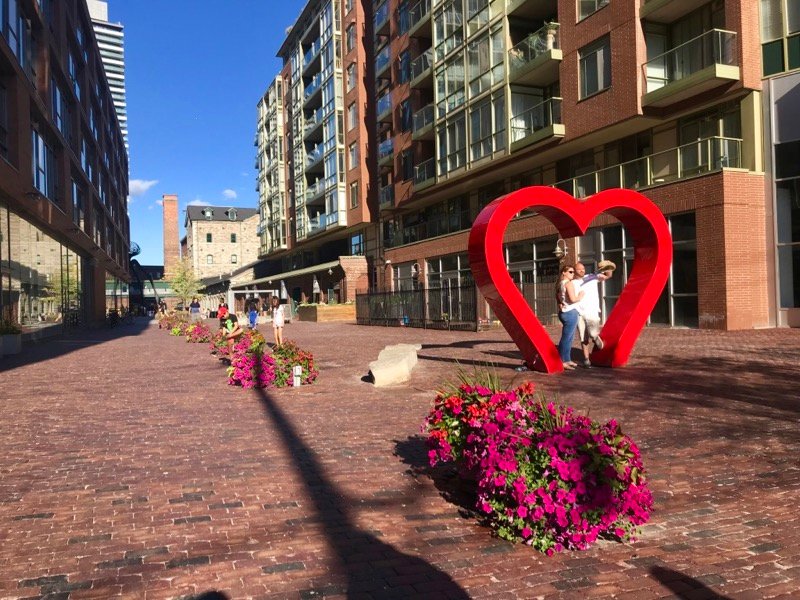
[424, 378, 652, 554]
[185, 322, 212, 343]
[226, 333, 318, 389]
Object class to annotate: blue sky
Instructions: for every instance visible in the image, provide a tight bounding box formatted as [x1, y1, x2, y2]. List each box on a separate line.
[114, 1, 307, 265]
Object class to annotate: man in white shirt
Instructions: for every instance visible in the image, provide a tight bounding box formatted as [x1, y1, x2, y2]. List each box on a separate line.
[574, 260, 616, 368]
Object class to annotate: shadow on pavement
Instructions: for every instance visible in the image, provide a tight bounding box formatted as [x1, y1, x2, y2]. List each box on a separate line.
[254, 388, 470, 598]
[650, 566, 732, 599]
[0, 318, 153, 373]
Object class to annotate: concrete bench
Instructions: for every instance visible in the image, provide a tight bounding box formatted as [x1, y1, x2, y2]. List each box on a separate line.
[369, 343, 422, 387]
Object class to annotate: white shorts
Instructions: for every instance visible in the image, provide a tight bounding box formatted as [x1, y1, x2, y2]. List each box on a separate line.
[578, 316, 601, 344]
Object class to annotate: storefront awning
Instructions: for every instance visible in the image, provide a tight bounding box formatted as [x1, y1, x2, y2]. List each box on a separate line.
[230, 260, 340, 289]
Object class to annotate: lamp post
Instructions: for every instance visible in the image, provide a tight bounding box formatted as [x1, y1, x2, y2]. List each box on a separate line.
[553, 238, 568, 260]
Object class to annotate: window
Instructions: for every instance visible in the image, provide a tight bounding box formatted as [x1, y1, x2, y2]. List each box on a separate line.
[399, 99, 412, 132]
[398, 50, 411, 83]
[348, 102, 357, 130]
[231, 233, 237, 243]
[579, 0, 609, 20]
[32, 129, 57, 201]
[401, 149, 414, 180]
[346, 63, 357, 90]
[579, 36, 611, 98]
[398, 0, 410, 34]
[68, 52, 82, 102]
[71, 179, 84, 228]
[207, 255, 214, 264]
[350, 181, 359, 208]
[231, 254, 238, 264]
[350, 232, 364, 255]
[206, 233, 212, 243]
[51, 78, 70, 142]
[227, 208, 237, 220]
[0, 81, 7, 159]
[349, 142, 359, 169]
[346, 24, 356, 53]
[345, 0, 353, 12]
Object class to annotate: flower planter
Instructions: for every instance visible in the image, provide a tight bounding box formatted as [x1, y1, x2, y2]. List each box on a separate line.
[1, 333, 22, 356]
[296, 304, 355, 323]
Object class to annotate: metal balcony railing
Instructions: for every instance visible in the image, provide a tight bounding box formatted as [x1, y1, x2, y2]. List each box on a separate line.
[410, 49, 433, 81]
[409, 0, 431, 28]
[414, 157, 435, 186]
[643, 29, 738, 93]
[412, 103, 434, 133]
[510, 97, 562, 143]
[553, 136, 743, 198]
[508, 24, 560, 73]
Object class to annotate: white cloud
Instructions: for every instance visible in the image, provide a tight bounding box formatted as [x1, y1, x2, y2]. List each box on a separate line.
[155, 199, 164, 206]
[241, 172, 249, 177]
[129, 179, 159, 197]
[187, 198, 211, 206]
[222, 189, 237, 200]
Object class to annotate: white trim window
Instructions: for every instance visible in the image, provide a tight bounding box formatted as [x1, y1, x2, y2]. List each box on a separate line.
[580, 36, 611, 98]
[579, 0, 610, 21]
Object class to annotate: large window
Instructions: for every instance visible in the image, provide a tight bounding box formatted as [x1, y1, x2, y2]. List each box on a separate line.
[349, 181, 359, 208]
[52, 79, 71, 142]
[579, 0, 609, 21]
[761, 0, 800, 75]
[776, 141, 800, 308]
[347, 102, 357, 130]
[71, 179, 84, 229]
[346, 24, 355, 53]
[32, 129, 57, 201]
[346, 63, 357, 90]
[579, 36, 611, 98]
[0, 81, 7, 159]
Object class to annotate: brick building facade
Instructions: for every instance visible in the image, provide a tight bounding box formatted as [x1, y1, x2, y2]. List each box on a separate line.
[183, 206, 259, 280]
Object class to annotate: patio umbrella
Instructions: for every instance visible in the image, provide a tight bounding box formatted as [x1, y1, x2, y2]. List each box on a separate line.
[280, 280, 288, 300]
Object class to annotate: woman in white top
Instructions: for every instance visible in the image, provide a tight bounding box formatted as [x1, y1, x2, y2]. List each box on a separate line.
[555, 264, 584, 370]
[270, 296, 285, 347]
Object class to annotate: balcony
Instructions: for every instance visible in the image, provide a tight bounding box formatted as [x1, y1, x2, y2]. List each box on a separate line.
[508, 24, 562, 86]
[305, 179, 328, 202]
[303, 107, 325, 141]
[303, 39, 322, 74]
[374, 1, 390, 35]
[377, 91, 393, 123]
[642, 29, 739, 108]
[378, 138, 394, 168]
[379, 184, 394, 209]
[413, 157, 435, 191]
[641, 0, 699, 23]
[375, 45, 391, 79]
[305, 144, 324, 173]
[304, 73, 323, 108]
[509, 97, 564, 152]
[553, 136, 743, 198]
[410, 49, 433, 88]
[412, 103, 435, 140]
[409, 0, 432, 39]
[506, 0, 554, 19]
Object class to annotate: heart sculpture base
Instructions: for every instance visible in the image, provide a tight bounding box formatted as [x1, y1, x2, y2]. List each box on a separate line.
[469, 187, 672, 374]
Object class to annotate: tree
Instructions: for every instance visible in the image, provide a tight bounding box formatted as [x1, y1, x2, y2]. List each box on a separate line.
[170, 258, 201, 307]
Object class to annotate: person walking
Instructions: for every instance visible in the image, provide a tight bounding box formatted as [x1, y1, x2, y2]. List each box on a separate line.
[573, 260, 615, 368]
[556, 264, 583, 370]
[189, 297, 202, 322]
[270, 296, 285, 347]
[248, 302, 259, 330]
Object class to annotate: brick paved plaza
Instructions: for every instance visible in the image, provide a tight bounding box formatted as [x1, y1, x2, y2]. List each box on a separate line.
[1, 320, 799, 599]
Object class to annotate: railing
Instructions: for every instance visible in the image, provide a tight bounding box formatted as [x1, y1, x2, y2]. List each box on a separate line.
[414, 157, 435, 186]
[378, 138, 394, 160]
[553, 136, 742, 198]
[510, 97, 562, 143]
[410, 49, 433, 81]
[374, 1, 390, 30]
[304, 107, 325, 134]
[409, 0, 431, 29]
[305, 179, 327, 201]
[379, 185, 394, 207]
[644, 29, 738, 93]
[303, 39, 322, 70]
[412, 103, 434, 134]
[356, 284, 477, 331]
[306, 145, 323, 166]
[304, 73, 322, 101]
[508, 24, 560, 74]
[377, 92, 392, 119]
[375, 45, 391, 75]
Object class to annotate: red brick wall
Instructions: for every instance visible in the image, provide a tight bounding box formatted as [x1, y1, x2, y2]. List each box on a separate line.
[162, 194, 180, 279]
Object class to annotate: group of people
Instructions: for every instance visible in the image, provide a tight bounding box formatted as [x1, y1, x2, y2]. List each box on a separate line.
[556, 259, 616, 370]
[216, 296, 286, 357]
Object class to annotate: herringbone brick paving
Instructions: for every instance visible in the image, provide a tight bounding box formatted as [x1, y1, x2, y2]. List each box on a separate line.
[0, 320, 798, 599]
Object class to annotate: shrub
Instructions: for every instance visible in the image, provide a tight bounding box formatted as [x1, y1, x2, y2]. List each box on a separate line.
[424, 378, 652, 554]
[227, 331, 276, 389]
[0, 319, 22, 335]
[271, 340, 319, 387]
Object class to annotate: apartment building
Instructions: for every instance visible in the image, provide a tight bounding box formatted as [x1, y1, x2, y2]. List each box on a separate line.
[249, 0, 797, 329]
[0, 0, 130, 331]
[87, 0, 128, 153]
[183, 206, 259, 280]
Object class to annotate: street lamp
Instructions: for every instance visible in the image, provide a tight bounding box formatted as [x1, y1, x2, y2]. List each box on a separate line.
[553, 238, 568, 259]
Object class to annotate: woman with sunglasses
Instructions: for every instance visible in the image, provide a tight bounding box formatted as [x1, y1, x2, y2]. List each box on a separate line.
[555, 264, 584, 370]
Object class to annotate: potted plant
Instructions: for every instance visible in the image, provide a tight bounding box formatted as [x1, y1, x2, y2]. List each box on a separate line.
[543, 21, 559, 50]
[0, 319, 23, 356]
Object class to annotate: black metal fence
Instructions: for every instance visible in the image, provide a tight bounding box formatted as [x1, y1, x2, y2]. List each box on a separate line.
[356, 284, 478, 331]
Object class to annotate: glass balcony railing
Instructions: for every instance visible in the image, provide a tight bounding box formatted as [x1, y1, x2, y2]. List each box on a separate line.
[553, 136, 742, 198]
[304, 73, 322, 101]
[508, 24, 560, 73]
[374, 1, 390, 31]
[303, 39, 322, 70]
[379, 185, 394, 207]
[375, 45, 391, 75]
[305, 179, 327, 201]
[644, 29, 738, 93]
[378, 138, 394, 160]
[412, 103, 434, 133]
[377, 92, 392, 120]
[510, 97, 562, 143]
[304, 107, 325, 134]
[414, 157, 435, 186]
[410, 49, 433, 81]
[306, 145, 323, 166]
[410, 0, 431, 28]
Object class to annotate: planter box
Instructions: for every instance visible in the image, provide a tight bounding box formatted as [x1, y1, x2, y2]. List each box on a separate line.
[1, 333, 22, 356]
[296, 304, 356, 323]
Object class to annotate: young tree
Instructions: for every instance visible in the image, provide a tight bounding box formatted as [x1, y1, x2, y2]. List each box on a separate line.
[170, 258, 201, 307]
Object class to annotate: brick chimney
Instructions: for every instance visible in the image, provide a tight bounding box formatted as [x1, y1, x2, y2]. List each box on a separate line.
[162, 194, 179, 278]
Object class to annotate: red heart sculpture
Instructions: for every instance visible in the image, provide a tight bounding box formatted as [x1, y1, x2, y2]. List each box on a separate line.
[469, 186, 672, 374]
